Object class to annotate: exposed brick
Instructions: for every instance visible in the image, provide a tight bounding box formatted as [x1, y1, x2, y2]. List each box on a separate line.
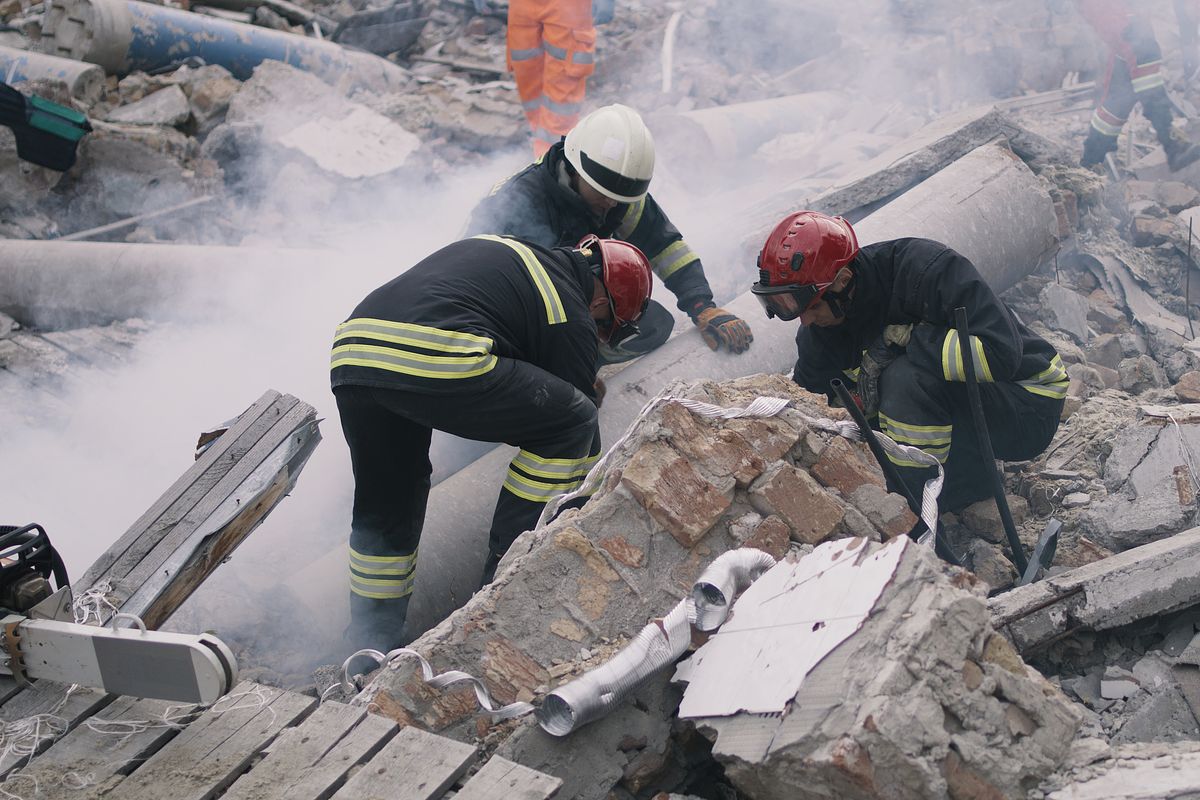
[599, 535, 645, 568]
[620, 441, 731, 548]
[554, 527, 618, 619]
[750, 464, 844, 545]
[659, 402, 768, 489]
[484, 636, 550, 706]
[744, 515, 791, 560]
[830, 735, 876, 793]
[850, 484, 918, 539]
[811, 436, 884, 496]
[1176, 370, 1200, 403]
[943, 750, 1006, 800]
[724, 416, 802, 464]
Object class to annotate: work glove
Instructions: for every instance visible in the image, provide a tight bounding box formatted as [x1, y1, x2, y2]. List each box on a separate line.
[593, 378, 606, 408]
[592, 0, 615, 25]
[695, 306, 754, 354]
[857, 324, 912, 419]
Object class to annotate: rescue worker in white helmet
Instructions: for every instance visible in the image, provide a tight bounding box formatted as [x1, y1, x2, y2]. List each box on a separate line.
[466, 103, 753, 365]
[332, 234, 651, 654]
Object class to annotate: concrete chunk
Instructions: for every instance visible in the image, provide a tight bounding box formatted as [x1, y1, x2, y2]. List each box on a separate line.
[989, 527, 1200, 655]
[686, 539, 1079, 800]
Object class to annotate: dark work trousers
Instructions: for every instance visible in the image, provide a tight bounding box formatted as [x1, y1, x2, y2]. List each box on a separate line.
[597, 299, 674, 366]
[335, 357, 600, 651]
[1082, 19, 1173, 165]
[875, 356, 1063, 514]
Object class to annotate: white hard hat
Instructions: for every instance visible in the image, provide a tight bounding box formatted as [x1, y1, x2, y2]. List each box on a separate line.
[564, 104, 655, 204]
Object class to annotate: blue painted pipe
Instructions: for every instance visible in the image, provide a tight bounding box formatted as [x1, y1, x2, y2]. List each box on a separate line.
[0, 44, 105, 104]
[39, 0, 408, 89]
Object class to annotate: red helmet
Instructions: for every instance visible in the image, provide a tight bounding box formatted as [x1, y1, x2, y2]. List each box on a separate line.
[752, 211, 859, 321]
[578, 234, 652, 343]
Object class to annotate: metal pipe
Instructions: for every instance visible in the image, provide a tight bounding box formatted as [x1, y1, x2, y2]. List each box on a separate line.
[39, 0, 409, 90]
[0, 44, 105, 105]
[954, 306, 1028, 575]
[538, 548, 774, 736]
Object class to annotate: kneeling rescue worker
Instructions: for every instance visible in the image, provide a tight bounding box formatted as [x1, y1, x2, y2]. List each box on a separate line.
[466, 103, 753, 364]
[332, 234, 652, 653]
[752, 211, 1069, 517]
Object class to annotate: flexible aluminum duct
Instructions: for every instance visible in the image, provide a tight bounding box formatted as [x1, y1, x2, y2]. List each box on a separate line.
[537, 547, 775, 736]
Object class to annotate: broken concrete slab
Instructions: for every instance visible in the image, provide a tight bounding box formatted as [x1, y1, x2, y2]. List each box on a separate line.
[1116, 354, 1167, 394]
[105, 85, 191, 127]
[990, 527, 1200, 655]
[1043, 742, 1200, 799]
[1082, 404, 1200, 551]
[1040, 283, 1091, 344]
[680, 538, 1079, 800]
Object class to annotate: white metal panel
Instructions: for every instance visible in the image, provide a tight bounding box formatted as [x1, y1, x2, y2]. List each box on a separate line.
[676, 537, 908, 719]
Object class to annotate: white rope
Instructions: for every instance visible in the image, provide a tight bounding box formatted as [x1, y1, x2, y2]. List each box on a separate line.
[1165, 411, 1200, 500]
[331, 648, 533, 721]
[0, 684, 78, 776]
[72, 580, 118, 626]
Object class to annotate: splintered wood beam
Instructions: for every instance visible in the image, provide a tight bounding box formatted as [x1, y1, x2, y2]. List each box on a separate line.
[73, 389, 321, 630]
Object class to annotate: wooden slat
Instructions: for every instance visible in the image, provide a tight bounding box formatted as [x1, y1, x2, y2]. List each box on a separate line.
[8, 696, 194, 798]
[330, 726, 476, 800]
[0, 682, 112, 778]
[75, 390, 284, 591]
[223, 702, 397, 800]
[94, 682, 316, 800]
[455, 756, 562, 800]
[103, 393, 301, 593]
[123, 412, 320, 629]
[115, 396, 308, 605]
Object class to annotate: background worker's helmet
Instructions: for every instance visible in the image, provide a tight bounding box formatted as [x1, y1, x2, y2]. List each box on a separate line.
[579, 234, 652, 343]
[564, 104, 655, 204]
[751, 211, 859, 321]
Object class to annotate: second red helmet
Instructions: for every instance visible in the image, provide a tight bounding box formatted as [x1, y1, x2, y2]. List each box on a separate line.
[752, 211, 859, 320]
[578, 235, 652, 343]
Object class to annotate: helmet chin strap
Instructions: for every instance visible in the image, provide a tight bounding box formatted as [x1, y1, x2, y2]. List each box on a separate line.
[822, 274, 855, 320]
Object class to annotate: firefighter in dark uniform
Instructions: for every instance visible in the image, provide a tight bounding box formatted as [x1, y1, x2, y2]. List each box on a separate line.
[751, 211, 1069, 513]
[466, 103, 753, 364]
[332, 234, 652, 652]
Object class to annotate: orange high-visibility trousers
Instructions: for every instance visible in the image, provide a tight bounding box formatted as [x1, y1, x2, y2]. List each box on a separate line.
[507, 0, 596, 156]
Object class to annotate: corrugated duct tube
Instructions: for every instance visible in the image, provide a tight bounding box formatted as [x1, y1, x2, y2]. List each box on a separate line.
[536, 547, 776, 736]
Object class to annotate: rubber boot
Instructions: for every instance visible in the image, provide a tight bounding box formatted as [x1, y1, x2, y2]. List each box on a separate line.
[1080, 127, 1118, 169]
[345, 593, 410, 655]
[1143, 91, 1200, 171]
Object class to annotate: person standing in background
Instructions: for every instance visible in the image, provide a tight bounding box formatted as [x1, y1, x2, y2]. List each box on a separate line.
[475, 0, 614, 156]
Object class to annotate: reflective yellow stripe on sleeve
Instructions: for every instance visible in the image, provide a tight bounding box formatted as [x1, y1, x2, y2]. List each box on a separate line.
[614, 198, 646, 239]
[474, 234, 567, 325]
[1018, 354, 1070, 400]
[652, 240, 699, 280]
[941, 330, 992, 382]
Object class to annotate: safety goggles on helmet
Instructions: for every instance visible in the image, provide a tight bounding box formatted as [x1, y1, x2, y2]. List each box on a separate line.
[750, 280, 832, 321]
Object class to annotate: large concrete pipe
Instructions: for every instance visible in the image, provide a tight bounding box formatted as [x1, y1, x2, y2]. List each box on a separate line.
[400, 140, 1060, 635]
[39, 0, 409, 91]
[0, 240, 331, 329]
[0, 44, 106, 105]
[649, 91, 848, 163]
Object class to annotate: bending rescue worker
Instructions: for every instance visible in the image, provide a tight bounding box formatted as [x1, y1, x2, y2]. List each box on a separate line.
[332, 234, 653, 653]
[467, 103, 753, 364]
[751, 211, 1070, 515]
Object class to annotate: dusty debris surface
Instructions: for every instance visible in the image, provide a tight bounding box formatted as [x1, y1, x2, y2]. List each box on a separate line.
[8, 0, 1200, 798]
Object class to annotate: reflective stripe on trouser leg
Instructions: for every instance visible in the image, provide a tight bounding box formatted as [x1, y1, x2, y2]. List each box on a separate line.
[488, 388, 600, 564]
[540, 19, 594, 140]
[507, 0, 546, 134]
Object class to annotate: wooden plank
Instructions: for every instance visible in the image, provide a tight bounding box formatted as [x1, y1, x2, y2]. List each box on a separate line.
[118, 403, 319, 628]
[455, 756, 562, 800]
[9, 696, 195, 798]
[0, 682, 112, 778]
[75, 390, 284, 592]
[223, 702, 397, 800]
[94, 682, 316, 800]
[0, 676, 25, 707]
[39, 329, 131, 365]
[103, 393, 301, 593]
[330, 725, 476, 800]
